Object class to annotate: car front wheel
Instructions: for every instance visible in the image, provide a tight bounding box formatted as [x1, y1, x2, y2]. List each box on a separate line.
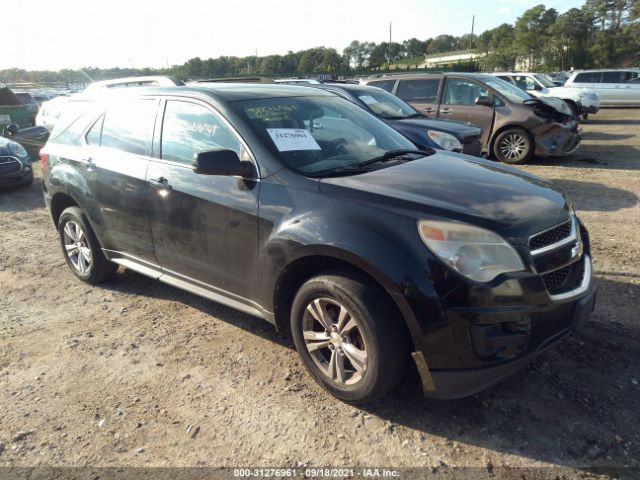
[493, 128, 534, 164]
[290, 270, 409, 404]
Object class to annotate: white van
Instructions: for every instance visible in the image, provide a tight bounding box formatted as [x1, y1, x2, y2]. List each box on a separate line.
[564, 70, 640, 106]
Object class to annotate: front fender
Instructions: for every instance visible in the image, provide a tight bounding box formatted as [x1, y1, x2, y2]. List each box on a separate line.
[261, 212, 446, 354]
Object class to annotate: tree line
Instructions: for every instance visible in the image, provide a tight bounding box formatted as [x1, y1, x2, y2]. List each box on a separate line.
[477, 0, 639, 71]
[1, 0, 638, 85]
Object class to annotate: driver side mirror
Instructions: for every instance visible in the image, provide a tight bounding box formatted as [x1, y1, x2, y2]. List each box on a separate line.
[475, 96, 493, 107]
[3, 123, 19, 136]
[192, 149, 253, 177]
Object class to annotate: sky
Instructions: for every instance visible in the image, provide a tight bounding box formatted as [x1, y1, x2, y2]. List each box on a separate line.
[3, 0, 585, 71]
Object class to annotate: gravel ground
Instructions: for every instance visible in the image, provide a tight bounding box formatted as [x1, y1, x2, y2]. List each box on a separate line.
[0, 108, 639, 479]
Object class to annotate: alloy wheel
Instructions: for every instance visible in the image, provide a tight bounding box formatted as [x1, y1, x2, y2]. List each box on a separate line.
[62, 221, 92, 274]
[302, 297, 368, 386]
[498, 133, 527, 161]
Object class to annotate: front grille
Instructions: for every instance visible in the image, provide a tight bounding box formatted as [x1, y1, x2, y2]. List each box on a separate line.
[0, 156, 21, 175]
[529, 219, 572, 251]
[542, 256, 586, 295]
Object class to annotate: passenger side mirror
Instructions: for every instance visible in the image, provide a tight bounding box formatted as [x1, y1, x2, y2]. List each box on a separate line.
[192, 149, 253, 177]
[475, 96, 493, 107]
[3, 123, 19, 136]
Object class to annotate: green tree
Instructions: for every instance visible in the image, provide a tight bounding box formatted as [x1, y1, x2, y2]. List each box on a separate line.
[476, 23, 517, 70]
[427, 34, 458, 54]
[547, 8, 592, 69]
[514, 5, 558, 69]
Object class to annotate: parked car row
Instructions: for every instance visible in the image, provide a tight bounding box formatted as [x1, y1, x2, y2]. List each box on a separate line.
[489, 72, 600, 119]
[362, 72, 581, 164]
[39, 79, 595, 403]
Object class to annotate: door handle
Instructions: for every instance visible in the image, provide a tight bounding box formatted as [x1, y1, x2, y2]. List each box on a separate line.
[440, 108, 452, 114]
[424, 107, 434, 113]
[149, 176, 172, 191]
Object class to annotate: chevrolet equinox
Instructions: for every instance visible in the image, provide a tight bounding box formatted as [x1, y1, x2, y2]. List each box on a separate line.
[42, 84, 596, 404]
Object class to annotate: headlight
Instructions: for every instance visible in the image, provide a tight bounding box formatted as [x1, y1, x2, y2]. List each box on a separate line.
[426, 130, 462, 151]
[418, 220, 525, 282]
[8, 141, 28, 158]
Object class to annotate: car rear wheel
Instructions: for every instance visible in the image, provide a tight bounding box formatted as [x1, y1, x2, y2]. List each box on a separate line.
[493, 128, 534, 164]
[290, 270, 410, 404]
[58, 206, 116, 284]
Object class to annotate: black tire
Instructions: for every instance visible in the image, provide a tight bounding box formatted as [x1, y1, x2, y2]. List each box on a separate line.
[58, 206, 116, 284]
[492, 128, 534, 164]
[21, 172, 34, 187]
[290, 269, 410, 404]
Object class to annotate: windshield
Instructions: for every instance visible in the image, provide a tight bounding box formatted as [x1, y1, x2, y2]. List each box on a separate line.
[231, 95, 418, 175]
[353, 88, 418, 119]
[485, 78, 532, 103]
[534, 74, 556, 88]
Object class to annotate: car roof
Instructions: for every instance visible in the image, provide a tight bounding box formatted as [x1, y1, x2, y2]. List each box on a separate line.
[74, 83, 335, 103]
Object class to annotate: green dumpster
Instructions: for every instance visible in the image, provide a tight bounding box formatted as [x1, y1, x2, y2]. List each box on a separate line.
[0, 83, 31, 129]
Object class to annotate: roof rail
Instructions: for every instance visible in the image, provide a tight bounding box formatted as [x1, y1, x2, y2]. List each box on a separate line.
[192, 77, 275, 84]
[83, 76, 184, 93]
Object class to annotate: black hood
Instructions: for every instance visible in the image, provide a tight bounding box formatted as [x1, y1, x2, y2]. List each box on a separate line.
[318, 152, 570, 243]
[389, 117, 482, 138]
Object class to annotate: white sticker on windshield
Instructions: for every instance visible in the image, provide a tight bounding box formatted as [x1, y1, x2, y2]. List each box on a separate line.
[359, 95, 378, 105]
[267, 128, 321, 152]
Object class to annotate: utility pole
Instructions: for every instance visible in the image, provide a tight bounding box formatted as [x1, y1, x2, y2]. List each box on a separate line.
[388, 22, 392, 69]
[469, 15, 475, 49]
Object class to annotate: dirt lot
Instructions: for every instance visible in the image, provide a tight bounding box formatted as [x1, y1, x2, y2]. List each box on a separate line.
[1, 109, 639, 479]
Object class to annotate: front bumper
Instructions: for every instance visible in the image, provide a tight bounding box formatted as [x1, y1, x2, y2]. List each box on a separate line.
[535, 120, 581, 157]
[417, 277, 596, 399]
[461, 139, 483, 157]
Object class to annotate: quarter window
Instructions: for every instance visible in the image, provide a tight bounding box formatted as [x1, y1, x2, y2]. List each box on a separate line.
[396, 79, 440, 103]
[161, 101, 241, 164]
[101, 100, 157, 155]
[442, 79, 489, 105]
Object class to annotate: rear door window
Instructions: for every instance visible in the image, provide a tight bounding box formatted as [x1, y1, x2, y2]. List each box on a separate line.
[602, 71, 623, 83]
[367, 80, 396, 92]
[442, 79, 489, 106]
[396, 79, 441, 103]
[574, 72, 601, 83]
[101, 99, 157, 156]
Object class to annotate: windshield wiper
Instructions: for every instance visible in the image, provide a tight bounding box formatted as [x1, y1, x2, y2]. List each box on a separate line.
[304, 165, 371, 178]
[356, 149, 431, 167]
[382, 113, 422, 120]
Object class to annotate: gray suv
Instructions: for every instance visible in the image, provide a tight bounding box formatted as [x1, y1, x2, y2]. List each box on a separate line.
[362, 73, 581, 164]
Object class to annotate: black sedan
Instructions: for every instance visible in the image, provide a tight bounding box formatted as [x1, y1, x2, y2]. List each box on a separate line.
[309, 83, 483, 156]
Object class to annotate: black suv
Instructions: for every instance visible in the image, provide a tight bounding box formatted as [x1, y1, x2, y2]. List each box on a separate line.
[42, 84, 596, 404]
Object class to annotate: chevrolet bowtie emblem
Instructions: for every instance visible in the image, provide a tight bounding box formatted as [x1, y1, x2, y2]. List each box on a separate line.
[571, 240, 584, 259]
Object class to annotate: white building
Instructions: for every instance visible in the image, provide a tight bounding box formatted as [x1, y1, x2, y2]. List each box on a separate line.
[419, 49, 481, 68]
